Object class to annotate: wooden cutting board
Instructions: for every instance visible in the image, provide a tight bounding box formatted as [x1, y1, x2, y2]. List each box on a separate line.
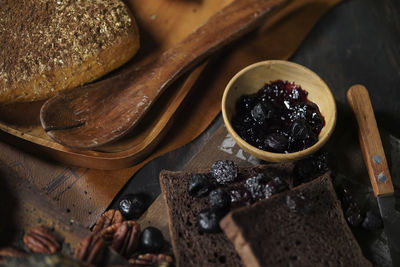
[0, 0, 233, 170]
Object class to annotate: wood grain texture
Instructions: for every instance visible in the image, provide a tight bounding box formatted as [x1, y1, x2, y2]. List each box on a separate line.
[0, 161, 88, 251]
[40, 0, 289, 150]
[0, 0, 339, 170]
[347, 84, 394, 196]
[0, 0, 232, 170]
[0, 0, 344, 243]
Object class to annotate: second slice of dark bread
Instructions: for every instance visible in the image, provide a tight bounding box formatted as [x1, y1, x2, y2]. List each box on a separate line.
[160, 163, 294, 267]
[220, 173, 372, 267]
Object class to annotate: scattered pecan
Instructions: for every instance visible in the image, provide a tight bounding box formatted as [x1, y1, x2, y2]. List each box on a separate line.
[23, 226, 61, 254]
[74, 233, 106, 266]
[0, 246, 27, 264]
[100, 220, 140, 258]
[92, 209, 124, 234]
[129, 253, 173, 267]
[0, 247, 27, 257]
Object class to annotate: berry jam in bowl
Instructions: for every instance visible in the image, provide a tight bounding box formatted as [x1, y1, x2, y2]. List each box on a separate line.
[222, 60, 336, 162]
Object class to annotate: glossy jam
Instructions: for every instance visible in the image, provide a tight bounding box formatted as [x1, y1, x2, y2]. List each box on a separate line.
[232, 80, 325, 153]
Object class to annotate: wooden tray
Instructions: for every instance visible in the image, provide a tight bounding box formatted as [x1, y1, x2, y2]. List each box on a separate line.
[0, 0, 232, 170]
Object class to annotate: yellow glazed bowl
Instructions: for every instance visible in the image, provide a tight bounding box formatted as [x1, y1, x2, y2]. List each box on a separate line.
[222, 60, 336, 162]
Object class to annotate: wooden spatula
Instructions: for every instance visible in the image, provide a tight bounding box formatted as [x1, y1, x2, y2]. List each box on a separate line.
[40, 0, 290, 149]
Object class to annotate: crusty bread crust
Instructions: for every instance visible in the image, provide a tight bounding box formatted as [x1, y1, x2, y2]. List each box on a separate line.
[1, 33, 139, 103]
[0, 0, 140, 103]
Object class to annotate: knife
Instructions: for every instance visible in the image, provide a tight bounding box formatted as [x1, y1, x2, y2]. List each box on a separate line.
[347, 84, 400, 266]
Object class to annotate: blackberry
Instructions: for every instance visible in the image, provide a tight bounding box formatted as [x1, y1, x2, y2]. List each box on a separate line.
[345, 202, 364, 227]
[286, 192, 313, 214]
[290, 119, 311, 140]
[264, 133, 288, 153]
[335, 182, 355, 210]
[264, 177, 289, 199]
[236, 94, 257, 111]
[361, 210, 383, 230]
[244, 173, 270, 200]
[139, 227, 165, 253]
[118, 194, 149, 220]
[187, 174, 212, 198]
[208, 189, 231, 210]
[288, 119, 317, 152]
[230, 189, 252, 208]
[293, 152, 330, 186]
[231, 80, 324, 153]
[197, 207, 227, 233]
[210, 160, 238, 185]
[251, 102, 275, 124]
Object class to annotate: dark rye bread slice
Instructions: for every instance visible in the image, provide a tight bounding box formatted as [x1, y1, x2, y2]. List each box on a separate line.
[220, 173, 372, 267]
[160, 163, 294, 267]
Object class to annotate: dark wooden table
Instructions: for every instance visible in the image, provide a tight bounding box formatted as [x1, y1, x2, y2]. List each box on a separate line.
[109, 0, 400, 265]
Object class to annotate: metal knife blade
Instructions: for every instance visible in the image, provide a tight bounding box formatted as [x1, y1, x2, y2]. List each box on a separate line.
[377, 195, 400, 266]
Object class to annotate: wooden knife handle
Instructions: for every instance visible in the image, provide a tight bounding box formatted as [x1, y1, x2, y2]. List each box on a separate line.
[347, 84, 394, 196]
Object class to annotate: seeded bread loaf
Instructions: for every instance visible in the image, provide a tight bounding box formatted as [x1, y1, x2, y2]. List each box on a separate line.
[160, 163, 294, 267]
[0, 0, 140, 103]
[220, 173, 372, 267]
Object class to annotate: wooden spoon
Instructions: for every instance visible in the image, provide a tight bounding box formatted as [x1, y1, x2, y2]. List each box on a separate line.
[40, 0, 289, 149]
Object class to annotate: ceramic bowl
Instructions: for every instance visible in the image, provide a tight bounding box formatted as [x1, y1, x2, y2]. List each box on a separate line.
[221, 60, 336, 162]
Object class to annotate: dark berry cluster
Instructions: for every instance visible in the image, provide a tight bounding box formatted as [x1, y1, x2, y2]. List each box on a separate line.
[286, 192, 313, 215]
[187, 160, 289, 233]
[244, 174, 288, 200]
[229, 189, 252, 209]
[335, 182, 383, 230]
[293, 152, 330, 186]
[210, 160, 238, 185]
[187, 160, 238, 233]
[117, 195, 166, 253]
[232, 80, 325, 153]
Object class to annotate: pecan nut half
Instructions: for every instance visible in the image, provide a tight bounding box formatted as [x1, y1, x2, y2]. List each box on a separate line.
[23, 226, 61, 254]
[129, 253, 174, 267]
[100, 220, 140, 258]
[0, 247, 27, 264]
[74, 233, 106, 266]
[92, 209, 124, 234]
[0, 247, 27, 257]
